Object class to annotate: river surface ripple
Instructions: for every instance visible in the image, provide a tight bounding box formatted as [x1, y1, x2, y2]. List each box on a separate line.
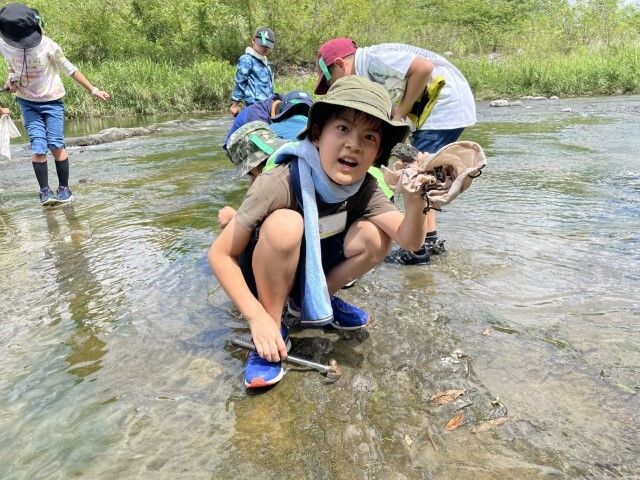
[0, 96, 638, 479]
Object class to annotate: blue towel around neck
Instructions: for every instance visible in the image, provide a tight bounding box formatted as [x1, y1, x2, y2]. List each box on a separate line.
[273, 139, 363, 324]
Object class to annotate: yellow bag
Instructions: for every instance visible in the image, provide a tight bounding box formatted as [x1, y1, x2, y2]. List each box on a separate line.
[406, 75, 446, 129]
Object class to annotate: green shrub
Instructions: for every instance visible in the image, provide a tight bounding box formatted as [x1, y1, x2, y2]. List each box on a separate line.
[0, 0, 637, 116]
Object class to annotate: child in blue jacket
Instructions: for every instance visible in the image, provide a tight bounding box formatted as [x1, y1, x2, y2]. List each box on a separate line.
[229, 27, 275, 117]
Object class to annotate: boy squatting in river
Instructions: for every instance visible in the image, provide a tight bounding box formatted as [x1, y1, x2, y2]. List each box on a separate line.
[208, 76, 433, 388]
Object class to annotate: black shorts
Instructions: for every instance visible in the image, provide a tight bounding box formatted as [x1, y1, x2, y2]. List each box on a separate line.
[238, 227, 347, 302]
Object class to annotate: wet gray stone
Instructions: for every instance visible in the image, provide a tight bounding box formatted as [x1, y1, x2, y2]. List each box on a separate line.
[67, 125, 160, 146]
[490, 99, 511, 107]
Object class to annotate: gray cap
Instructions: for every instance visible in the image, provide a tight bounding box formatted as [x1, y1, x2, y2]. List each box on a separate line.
[254, 27, 275, 48]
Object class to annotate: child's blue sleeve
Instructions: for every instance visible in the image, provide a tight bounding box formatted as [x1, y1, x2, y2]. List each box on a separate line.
[231, 55, 253, 102]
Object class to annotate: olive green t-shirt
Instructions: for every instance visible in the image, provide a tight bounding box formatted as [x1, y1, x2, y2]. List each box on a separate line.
[235, 163, 398, 233]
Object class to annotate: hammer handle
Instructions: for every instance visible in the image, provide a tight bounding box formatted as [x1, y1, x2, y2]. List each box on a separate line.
[231, 336, 331, 373]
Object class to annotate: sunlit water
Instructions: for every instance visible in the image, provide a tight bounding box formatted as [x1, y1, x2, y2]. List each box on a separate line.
[0, 96, 638, 479]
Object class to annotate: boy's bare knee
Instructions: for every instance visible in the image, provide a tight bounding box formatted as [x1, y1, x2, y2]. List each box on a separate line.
[346, 220, 391, 263]
[51, 148, 68, 161]
[368, 229, 392, 263]
[260, 210, 304, 252]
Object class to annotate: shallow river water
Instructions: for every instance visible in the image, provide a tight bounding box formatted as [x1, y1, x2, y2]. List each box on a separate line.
[0, 96, 638, 479]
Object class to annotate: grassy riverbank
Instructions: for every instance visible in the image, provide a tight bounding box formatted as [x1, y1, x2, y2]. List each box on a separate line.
[1, 46, 638, 118]
[1, 0, 637, 117]
[458, 46, 640, 99]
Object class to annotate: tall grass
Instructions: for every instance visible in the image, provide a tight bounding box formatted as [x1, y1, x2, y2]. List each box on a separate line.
[1, 47, 638, 118]
[0, 0, 638, 117]
[458, 46, 640, 99]
[60, 59, 236, 117]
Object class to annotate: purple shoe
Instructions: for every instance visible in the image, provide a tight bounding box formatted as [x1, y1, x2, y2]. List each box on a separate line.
[55, 186, 75, 203]
[39, 186, 57, 206]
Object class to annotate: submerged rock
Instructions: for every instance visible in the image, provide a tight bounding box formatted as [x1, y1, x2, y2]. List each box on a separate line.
[490, 99, 524, 107]
[520, 95, 549, 100]
[490, 99, 511, 107]
[67, 125, 160, 146]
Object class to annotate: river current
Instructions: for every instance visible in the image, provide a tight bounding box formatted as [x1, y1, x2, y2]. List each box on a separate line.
[0, 96, 638, 479]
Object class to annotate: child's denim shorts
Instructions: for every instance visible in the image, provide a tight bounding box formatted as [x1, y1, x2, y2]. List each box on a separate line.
[16, 98, 65, 155]
[411, 127, 465, 154]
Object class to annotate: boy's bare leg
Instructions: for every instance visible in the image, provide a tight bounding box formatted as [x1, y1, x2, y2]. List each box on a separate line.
[326, 219, 391, 295]
[252, 209, 304, 323]
[426, 209, 436, 234]
[51, 147, 68, 161]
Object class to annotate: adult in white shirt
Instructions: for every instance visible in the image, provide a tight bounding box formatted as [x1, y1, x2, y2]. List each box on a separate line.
[314, 38, 477, 265]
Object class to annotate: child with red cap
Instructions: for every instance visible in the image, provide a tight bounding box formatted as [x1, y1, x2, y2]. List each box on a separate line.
[314, 38, 477, 265]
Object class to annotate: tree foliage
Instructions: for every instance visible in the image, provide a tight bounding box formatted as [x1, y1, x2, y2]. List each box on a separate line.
[2, 0, 636, 116]
[26, 0, 640, 65]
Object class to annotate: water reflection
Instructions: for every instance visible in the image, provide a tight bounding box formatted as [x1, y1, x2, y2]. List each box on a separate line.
[43, 205, 107, 380]
[0, 206, 17, 258]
